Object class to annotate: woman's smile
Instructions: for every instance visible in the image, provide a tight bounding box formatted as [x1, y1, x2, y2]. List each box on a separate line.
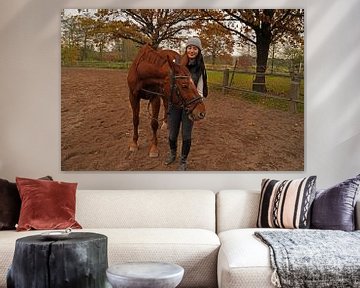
[186, 45, 199, 59]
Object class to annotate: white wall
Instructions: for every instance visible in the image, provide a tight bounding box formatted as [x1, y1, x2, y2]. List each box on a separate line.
[1, 0, 359, 190]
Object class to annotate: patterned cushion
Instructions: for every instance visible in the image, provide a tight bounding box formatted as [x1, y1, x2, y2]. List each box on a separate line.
[257, 176, 317, 229]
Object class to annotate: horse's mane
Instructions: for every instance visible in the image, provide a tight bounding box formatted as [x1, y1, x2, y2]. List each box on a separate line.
[137, 44, 168, 67]
[128, 44, 183, 95]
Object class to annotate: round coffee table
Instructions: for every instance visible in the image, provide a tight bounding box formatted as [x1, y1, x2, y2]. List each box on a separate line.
[106, 262, 184, 288]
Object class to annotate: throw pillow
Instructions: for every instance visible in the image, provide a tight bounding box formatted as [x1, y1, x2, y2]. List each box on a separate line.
[257, 176, 317, 229]
[16, 177, 82, 231]
[0, 176, 53, 230]
[311, 174, 360, 231]
[0, 179, 21, 230]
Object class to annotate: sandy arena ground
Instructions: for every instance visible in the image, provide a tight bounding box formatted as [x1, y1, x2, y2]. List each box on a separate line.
[61, 67, 304, 171]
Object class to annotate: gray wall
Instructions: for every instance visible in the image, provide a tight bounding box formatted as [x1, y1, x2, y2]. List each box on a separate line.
[1, 0, 359, 190]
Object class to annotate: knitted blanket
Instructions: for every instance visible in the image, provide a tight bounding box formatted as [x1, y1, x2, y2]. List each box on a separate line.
[254, 230, 360, 288]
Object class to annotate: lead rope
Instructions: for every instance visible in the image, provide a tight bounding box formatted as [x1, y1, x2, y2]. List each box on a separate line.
[146, 100, 167, 123]
[169, 70, 175, 107]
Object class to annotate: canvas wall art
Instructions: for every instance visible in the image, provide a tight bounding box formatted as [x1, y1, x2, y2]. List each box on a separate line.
[61, 9, 304, 171]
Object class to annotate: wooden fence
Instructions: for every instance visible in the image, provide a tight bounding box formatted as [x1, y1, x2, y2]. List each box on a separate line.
[209, 68, 303, 113]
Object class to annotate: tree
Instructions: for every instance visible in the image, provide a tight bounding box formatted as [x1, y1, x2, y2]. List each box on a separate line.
[101, 9, 198, 49]
[283, 45, 304, 75]
[92, 10, 116, 60]
[76, 11, 97, 61]
[196, 22, 234, 65]
[61, 11, 81, 48]
[61, 10, 83, 64]
[113, 39, 139, 62]
[205, 9, 304, 92]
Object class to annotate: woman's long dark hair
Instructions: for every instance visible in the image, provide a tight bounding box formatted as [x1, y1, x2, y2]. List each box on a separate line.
[181, 52, 208, 97]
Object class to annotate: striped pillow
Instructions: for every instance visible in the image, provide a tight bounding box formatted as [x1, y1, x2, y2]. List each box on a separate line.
[257, 176, 317, 229]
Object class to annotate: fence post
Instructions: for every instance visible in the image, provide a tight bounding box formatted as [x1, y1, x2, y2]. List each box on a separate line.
[223, 69, 229, 94]
[289, 72, 300, 113]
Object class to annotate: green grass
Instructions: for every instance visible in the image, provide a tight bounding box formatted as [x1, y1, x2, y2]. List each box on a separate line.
[61, 63, 304, 113]
[62, 61, 131, 70]
[207, 70, 304, 113]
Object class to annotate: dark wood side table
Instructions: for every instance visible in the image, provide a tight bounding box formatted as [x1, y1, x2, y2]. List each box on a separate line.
[7, 232, 108, 288]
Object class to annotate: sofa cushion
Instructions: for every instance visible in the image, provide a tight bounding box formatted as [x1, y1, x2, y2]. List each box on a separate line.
[97, 227, 219, 288]
[216, 190, 260, 233]
[311, 174, 360, 231]
[1, 228, 219, 288]
[0, 228, 220, 288]
[257, 176, 317, 229]
[217, 228, 276, 288]
[16, 177, 82, 231]
[76, 190, 216, 231]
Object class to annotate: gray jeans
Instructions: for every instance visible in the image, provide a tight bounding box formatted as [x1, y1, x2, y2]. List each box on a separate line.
[168, 105, 193, 142]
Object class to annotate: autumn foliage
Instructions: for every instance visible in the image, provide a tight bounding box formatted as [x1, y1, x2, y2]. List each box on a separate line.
[61, 9, 303, 91]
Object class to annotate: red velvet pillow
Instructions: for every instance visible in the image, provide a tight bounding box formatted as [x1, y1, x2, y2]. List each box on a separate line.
[16, 177, 82, 231]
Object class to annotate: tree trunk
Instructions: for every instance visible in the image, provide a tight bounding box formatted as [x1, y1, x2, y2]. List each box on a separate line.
[252, 10, 274, 93]
[253, 32, 271, 92]
[7, 232, 108, 288]
[82, 35, 87, 61]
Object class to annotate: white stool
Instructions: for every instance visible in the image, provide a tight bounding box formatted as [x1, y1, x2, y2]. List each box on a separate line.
[106, 262, 184, 288]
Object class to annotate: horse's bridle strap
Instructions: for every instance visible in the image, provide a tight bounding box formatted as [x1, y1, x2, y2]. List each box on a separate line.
[185, 95, 203, 106]
[170, 73, 202, 113]
[140, 88, 164, 97]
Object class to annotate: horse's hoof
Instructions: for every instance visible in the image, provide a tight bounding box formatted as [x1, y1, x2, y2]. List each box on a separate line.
[149, 151, 159, 158]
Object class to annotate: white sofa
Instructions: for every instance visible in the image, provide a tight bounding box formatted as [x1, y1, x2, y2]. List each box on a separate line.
[0, 190, 220, 288]
[216, 190, 360, 288]
[1, 189, 359, 288]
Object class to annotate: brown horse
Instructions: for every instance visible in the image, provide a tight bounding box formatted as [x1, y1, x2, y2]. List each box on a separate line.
[127, 44, 206, 157]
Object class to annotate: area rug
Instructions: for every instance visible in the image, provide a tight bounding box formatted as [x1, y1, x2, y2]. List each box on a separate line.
[255, 230, 360, 288]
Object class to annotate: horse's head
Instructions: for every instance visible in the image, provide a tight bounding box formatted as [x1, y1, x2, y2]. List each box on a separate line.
[165, 57, 206, 121]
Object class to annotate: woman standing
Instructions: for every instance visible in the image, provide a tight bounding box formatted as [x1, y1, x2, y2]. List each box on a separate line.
[164, 36, 208, 171]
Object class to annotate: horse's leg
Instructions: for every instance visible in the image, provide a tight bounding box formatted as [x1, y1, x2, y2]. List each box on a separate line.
[161, 97, 168, 130]
[149, 96, 161, 158]
[129, 92, 140, 152]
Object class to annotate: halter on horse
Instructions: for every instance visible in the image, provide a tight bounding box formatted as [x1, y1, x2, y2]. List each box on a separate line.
[127, 44, 206, 158]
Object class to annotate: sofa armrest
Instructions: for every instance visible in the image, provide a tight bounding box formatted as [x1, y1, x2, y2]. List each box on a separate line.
[356, 200, 360, 230]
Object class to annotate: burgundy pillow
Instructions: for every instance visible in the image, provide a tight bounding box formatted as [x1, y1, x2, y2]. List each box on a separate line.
[0, 176, 53, 230]
[311, 174, 360, 231]
[16, 177, 82, 231]
[0, 179, 21, 230]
